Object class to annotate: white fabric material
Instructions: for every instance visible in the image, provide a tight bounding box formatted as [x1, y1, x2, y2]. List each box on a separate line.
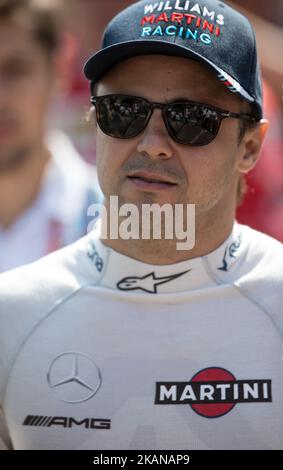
[0, 130, 101, 272]
[0, 222, 282, 449]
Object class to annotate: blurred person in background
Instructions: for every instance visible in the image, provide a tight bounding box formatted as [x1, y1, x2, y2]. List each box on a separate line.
[0, 0, 102, 274]
[230, 0, 283, 241]
[0, 0, 101, 449]
[50, 0, 134, 161]
[237, 80, 283, 241]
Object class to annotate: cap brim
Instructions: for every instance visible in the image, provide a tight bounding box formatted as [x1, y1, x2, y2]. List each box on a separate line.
[84, 39, 255, 105]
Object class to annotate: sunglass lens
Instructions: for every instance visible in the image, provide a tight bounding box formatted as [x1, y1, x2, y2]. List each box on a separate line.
[166, 103, 221, 145]
[97, 95, 149, 138]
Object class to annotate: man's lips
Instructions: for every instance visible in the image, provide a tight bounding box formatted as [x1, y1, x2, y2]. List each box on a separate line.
[127, 171, 177, 191]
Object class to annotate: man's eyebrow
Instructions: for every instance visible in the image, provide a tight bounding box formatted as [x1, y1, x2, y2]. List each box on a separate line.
[166, 96, 189, 102]
[165, 96, 209, 105]
[164, 94, 214, 102]
[0, 51, 36, 63]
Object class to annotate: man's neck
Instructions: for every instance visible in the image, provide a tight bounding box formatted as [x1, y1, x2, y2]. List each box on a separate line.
[0, 144, 51, 230]
[100, 202, 236, 265]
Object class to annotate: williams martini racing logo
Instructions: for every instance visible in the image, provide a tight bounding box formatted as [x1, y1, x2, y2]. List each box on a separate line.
[155, 367, 272, 418]
[140, 0, 225, 44]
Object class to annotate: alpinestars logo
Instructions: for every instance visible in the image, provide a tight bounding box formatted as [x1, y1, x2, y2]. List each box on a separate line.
[155, 367, 272, 418]
[117, 270, 190, 293]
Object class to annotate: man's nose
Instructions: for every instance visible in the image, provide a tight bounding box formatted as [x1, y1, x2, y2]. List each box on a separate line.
[136, 109, 173, 160]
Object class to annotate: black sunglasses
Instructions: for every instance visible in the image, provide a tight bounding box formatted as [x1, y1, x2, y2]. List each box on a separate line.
[90, 94, 256, 146]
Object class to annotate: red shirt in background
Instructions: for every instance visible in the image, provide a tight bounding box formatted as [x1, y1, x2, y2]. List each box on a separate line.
[237, 80, 283, 242]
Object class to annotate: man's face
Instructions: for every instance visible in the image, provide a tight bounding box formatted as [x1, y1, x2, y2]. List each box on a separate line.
[0, 19, 54, 172]
[94, 55, 249, 214]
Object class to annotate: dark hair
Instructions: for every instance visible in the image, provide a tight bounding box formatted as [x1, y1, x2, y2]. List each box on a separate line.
[238, 115, 258, 143]
[0, 0, 62, 57]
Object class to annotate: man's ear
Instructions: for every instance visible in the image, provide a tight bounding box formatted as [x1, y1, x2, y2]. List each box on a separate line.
[237, 119, 269, 174]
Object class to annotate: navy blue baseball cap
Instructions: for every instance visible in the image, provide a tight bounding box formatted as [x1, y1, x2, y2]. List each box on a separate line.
[84, 0, 263, 120]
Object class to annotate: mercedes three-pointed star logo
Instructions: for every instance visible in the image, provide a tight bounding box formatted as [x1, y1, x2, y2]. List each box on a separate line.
[47, 352, 102, 403]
